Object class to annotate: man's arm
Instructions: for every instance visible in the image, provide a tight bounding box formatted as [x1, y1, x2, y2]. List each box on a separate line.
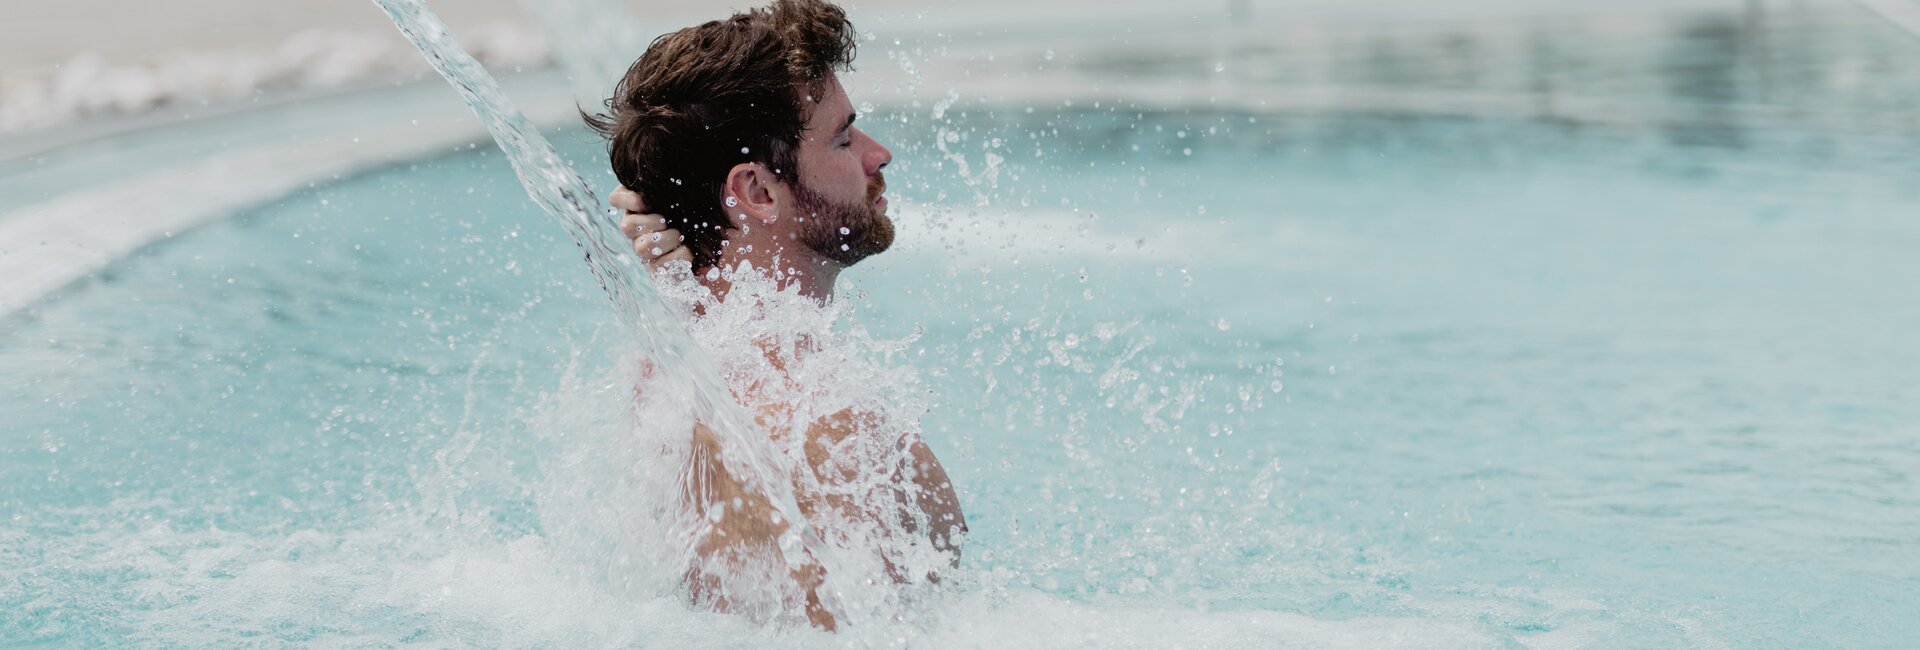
[905, 439, 967, 564]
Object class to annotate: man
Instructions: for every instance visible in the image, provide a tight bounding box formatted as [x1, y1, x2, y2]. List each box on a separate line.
[584, 0, 964, 631]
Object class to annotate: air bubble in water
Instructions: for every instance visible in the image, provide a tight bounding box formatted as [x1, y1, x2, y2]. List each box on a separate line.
[839, 227, 851, 235]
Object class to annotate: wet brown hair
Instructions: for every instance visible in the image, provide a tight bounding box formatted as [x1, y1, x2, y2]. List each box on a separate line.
[584, 0, 858, 271]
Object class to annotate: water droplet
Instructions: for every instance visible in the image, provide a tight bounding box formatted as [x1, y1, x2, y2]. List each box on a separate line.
[839, 227, 851, 235]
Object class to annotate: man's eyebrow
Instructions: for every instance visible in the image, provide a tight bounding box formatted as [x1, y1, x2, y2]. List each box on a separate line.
[838, 112, 857, 135]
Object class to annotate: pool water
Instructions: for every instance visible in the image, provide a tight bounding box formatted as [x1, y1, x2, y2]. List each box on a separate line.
[7, 4, 1920, 647]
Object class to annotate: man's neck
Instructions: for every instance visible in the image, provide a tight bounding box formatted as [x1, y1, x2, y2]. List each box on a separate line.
[704, 240, 842, 302]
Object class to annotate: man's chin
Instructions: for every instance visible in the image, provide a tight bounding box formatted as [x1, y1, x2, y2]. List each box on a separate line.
[830, 212, 894, 266]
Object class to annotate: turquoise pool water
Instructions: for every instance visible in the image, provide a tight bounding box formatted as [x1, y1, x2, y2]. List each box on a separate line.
[6, 5, 1920, 647]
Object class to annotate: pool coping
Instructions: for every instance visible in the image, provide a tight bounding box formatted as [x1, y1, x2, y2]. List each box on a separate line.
[0, 78, 431, 167]
[0, 74, 580, 319]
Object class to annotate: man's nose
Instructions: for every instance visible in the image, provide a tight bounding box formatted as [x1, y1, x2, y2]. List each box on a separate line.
[855, 127, 892, 174]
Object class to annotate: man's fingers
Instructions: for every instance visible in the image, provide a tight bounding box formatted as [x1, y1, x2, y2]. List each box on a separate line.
[620, 211, 668, 240]
[610, 187, 687, 267]
[636, 229, 686, 261]
[610, 185, 647, 213]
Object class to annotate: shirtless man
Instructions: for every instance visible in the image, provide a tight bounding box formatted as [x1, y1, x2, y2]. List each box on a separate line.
[585, 0, 964, 630]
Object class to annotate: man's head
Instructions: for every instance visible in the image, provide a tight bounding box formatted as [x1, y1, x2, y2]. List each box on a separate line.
[587, 0, 893, 272]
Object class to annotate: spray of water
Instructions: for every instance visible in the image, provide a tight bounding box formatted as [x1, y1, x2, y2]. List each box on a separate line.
[369, 0, 865, 625]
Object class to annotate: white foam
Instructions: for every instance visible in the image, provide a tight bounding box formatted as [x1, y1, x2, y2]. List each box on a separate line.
[7, 505, 1516, 648]
[0, 302, 1605, 645]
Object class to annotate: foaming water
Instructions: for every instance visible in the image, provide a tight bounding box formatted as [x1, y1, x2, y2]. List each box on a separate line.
[0, 270, 1501, 646]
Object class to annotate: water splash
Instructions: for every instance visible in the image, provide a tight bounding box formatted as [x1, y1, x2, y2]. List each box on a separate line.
[369, 0, 856, 623]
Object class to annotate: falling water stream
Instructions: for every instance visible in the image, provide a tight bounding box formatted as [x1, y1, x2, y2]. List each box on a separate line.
[369, 0, 859, 624]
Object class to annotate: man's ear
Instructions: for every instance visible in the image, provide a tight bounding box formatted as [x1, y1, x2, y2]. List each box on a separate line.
[721, 162, 785, 226]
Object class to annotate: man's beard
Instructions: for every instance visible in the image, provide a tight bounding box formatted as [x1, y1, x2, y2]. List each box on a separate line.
[793, 173, 892, 266]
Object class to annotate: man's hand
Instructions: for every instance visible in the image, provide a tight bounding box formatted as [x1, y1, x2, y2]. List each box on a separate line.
[612, 185, 693, 268]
